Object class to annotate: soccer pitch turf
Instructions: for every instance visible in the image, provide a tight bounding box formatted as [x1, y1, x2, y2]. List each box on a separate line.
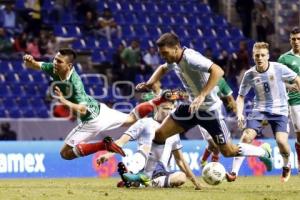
[0, 176, 300, 200]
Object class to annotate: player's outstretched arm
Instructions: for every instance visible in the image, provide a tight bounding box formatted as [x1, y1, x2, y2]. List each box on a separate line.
[136, 64, 168, 91]
[173, 149, 202, 190]
[23, 54, 42, 70]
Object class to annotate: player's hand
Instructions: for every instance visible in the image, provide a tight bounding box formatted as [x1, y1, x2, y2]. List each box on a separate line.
[136, 82, 152, 92]
[189, 94, 205, 113]
[237, 114, 245, 129]
[194, 182, 202, 190]
[287, 83, 299, 92]
[53, 86, 64, 102]
[96, 155, 109, 166]
[23, 54, 35, 64]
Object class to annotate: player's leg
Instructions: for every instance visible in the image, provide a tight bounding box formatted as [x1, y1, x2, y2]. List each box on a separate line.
[60, 104, 127, 160]
[269, 115, 291, 182]
[226, 128, 257, 181]
[289, 105, 300, 172]
[199, 126, 213, 167]
[124, 89, 188, 126]
[199, 114, 272, 171]
[144, 115, 186, 177]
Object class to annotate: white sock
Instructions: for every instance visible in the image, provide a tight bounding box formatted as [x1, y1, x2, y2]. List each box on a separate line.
[281, 153, 290, 167]
[152, 175, 170, 188]
[231, 156, 245, 176]
[237, 143, 266, 157]
[127, 150, 147, 174]
[144, 142, 165, 177]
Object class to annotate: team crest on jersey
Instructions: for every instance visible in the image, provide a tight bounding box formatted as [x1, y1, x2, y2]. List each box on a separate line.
[269, 75, 274, 81]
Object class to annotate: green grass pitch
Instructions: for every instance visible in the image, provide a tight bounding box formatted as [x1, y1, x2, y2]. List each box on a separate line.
[0, 176, 300, 200]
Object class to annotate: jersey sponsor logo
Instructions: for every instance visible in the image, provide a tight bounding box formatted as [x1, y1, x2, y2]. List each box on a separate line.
[0, 153, 45, 173]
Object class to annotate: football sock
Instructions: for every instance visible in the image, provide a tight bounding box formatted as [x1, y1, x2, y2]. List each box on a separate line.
[201, 147, 211, 162]
[128, 150, 147, 174]
[152, 175, 171, 188]
[211, 152, 220, 162]
[231, 156, 245, 176]
[75, 142, 106, 156]
[144, 141, 165, 177]
[281, 153, 290, 168]
[237, 143, 266, 157]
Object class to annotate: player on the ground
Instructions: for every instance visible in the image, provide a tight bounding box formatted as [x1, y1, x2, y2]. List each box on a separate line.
[136, 33, 273, 182]
[226, 42, 300, 183]
[23, 48, 184, 161]
[200, 77, 237, 167]
[97, 101, 201, 189]
[278, 27, 300, 173]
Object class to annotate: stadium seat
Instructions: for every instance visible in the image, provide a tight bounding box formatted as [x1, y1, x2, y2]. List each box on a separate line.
[0, 85, 11, 97]
[0, 108, 6, 118]
[22, 107, 35, 118]
[8, 108, 22, 118]
[10, 84, 26, 97]
[36, 107, 50, 118]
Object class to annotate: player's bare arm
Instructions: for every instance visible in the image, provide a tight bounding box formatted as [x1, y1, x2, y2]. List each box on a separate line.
[225, 95, 237, 114]
[173, 150, 202, 190]
[136, 64, 168, 91]
[236, 95, 245, 129]
[23, 54, 42, 70]
[53, 86, 87, 116]
[189, 64, 224, 113]
[292, 76, 300, 91]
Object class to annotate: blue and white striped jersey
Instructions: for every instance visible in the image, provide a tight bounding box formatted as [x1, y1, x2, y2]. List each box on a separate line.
[167, 47, 222, 111]
[239, 62, 297, 116]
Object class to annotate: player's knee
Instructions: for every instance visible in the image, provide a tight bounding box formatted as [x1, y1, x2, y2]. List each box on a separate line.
[220, 148, 235, 157]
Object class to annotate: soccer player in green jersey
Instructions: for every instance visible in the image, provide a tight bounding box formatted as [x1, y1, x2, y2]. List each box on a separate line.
[278, 27, 300, 172]
[23, 48, 181, 161]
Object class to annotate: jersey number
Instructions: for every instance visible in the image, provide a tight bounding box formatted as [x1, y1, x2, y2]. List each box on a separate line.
[263, 82, 270, 93]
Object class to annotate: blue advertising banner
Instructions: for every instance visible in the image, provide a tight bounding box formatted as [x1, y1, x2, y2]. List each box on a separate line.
[0, 139, 298, 178]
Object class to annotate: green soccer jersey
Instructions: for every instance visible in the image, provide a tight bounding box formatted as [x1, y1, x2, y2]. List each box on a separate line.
[278, 50, 300, 105]
[217, 77, 233, 97]
[41, 63, 100, 122]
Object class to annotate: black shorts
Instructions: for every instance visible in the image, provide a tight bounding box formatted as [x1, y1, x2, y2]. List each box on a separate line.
[171, 104, 230, 145]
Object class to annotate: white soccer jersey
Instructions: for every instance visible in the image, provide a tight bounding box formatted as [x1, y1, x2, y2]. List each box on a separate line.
[239, 62, 297, 116]
[167, 47, 222, 111]
[124, 118, 158, 147]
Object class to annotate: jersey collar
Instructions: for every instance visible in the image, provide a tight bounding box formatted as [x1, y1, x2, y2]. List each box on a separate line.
[290, 49, 300, 58]
[61, 67, 74, 81]
[176, 47, 186, 64]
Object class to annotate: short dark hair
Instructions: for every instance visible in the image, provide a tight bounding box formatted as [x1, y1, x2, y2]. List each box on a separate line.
[156, 32, 180, 48]
[58, 48, 77, 63]
[290, 27, 300, 35]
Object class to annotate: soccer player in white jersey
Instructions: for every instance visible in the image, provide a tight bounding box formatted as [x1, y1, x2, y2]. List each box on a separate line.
[226, 42, 300, 183]
[136, 33, 273, 180]
[23, 48, 182, 161]
[97, 101, 201, 189]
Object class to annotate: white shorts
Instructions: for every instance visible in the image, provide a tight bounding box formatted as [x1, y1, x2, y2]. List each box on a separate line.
[65, 103, 128, 146]
[289, 105, 300, 132]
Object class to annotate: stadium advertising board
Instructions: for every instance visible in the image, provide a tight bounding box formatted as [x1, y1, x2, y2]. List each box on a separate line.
[0, 139, 298, 178]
